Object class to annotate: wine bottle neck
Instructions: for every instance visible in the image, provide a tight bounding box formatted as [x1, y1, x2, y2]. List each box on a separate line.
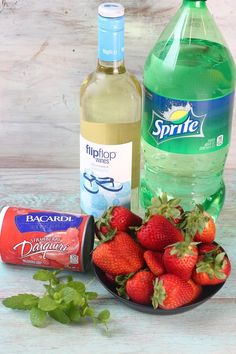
[98, 13, 125, 64]
[97, 59, 126, 74]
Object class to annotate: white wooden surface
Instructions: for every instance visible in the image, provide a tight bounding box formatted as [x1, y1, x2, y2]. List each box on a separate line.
[0, 0, 235, 168]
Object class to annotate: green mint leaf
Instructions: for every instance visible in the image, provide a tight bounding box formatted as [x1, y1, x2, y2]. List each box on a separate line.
[49, 309, 71, 324]
[3, 294, 39, 310]
[60, 287, 77, 303]
[67, 307, 81, 323]
[54, 283, 67, 292]
[86, 292, 98, 300]
[60, 287, 84, 306]
[30, 307, 47, 328]
[83, 306, 95, 317]
[43, 284, 55, 297]
[73, 294, 84, 306]
[3, 269, 111, 332]
[33, 270, 56, 282]
[97, 310, 110, 323]
[38, 296, 58, 312]
[67, 281, 86, 294]
[53, 292, 62, 301]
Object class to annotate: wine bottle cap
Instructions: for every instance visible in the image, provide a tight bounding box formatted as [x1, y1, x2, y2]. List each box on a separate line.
[98, 3, 124, 18]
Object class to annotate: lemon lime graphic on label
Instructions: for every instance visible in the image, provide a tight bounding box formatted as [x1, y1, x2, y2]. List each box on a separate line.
[169, 110, 189, 124]
[163, 103, 192, 124]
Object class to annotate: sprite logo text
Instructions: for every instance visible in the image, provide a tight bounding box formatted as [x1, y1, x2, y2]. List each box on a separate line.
[151, 103, 206, 144]
[153, 116, 200, 140]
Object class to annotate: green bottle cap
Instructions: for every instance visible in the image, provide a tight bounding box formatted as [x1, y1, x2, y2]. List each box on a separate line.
[184, 0, 207, 3]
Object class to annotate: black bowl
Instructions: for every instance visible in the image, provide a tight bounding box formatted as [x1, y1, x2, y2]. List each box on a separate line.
[92, 242, 227, 315]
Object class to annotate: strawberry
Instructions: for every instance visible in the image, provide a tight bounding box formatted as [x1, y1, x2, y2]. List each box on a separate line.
[146, 193, 184, 224]
[125, 270, 156, 305]
[194, 214, 216, 243]
[187, 279, 202, 303]
[105, 272, 116, 283]
[192, 251, 231, 285]
[180, 205, 216, 243]
[144, 251, 165, 276]
[96, 206, 142, 236]
[174, 205, 185, 224]
[95, 224, 110, 239]
[152, 274, 194, 310]
[136, 214, 184, 251]
[198, 243, 220, 255]
[92, 230, 144, 275]
[163, 241, 198, 280]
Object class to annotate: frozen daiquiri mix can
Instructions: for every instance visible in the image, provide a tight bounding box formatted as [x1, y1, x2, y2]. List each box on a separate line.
[0, 207, 94, 272]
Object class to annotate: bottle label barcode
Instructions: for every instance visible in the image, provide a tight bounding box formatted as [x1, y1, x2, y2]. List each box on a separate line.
[70, 254, 79, 264]
[217, 135, 224, 146]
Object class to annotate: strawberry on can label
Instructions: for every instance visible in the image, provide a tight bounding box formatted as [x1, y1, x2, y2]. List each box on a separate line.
[0, 207, 94, 272]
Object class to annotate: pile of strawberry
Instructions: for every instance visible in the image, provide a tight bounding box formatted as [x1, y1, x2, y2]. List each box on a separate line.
[92, 194, 231, 310]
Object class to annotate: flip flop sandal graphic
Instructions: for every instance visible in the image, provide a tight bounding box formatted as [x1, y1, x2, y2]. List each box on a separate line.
[83, 172, 99, 194]
[96, 177, 123, 192]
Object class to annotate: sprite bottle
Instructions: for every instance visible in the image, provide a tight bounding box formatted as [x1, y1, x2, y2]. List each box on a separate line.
[140, 0, 235, 219]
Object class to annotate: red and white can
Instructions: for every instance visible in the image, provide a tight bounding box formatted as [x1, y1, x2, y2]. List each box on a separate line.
[0, 207, 94, 272]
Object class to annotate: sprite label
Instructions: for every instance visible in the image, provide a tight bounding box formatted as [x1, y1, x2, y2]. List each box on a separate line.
[142, 87, 234, 154]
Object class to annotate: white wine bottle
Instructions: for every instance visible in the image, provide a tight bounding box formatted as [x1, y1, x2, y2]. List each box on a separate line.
[80, 3, 142, 217]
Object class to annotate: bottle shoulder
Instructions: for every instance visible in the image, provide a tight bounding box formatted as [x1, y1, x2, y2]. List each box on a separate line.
[143, 1, 235, 99]
[81, 69, 141, 96]
[144, 39, 235, 100]
[80, 69, 142, 124]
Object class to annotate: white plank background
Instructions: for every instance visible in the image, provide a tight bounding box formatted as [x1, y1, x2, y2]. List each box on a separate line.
[0, 0, 235, 168]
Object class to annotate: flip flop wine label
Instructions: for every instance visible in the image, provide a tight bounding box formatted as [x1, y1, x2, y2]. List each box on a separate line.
[80, 135, 132, 217]
[0, 207, 94, 272]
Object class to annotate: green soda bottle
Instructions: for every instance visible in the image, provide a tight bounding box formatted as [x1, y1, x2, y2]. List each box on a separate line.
[140, 0, 235, 219]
